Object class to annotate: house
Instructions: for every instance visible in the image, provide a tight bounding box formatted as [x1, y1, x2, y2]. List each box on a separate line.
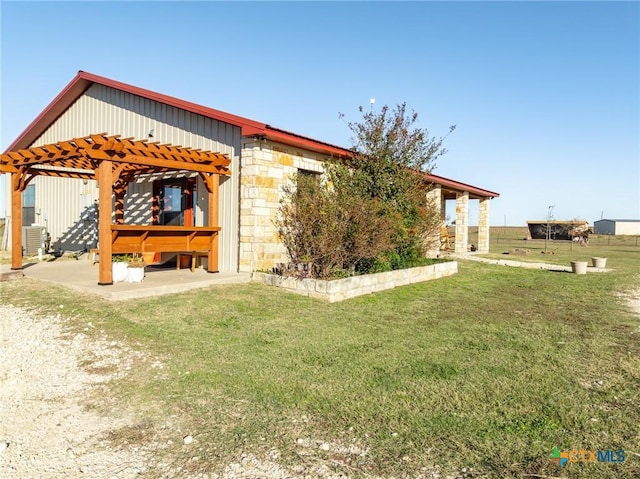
[1, 71, 499, 284]
[594, 219, 640, 236]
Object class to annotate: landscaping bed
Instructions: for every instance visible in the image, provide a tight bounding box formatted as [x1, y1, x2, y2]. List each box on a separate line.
[253, 260, 457, 302]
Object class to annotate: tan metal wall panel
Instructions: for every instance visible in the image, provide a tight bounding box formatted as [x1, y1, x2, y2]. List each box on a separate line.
[29, 84, 241, 271]
[31, 176, 98, 252]
[616, 222, 640, 235]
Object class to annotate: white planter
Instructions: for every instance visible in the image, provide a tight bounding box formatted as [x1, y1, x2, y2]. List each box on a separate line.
[126, 266, 145, 283]
[570, 261, 588, 275]
[591, 257, 607, 268]
[112, 262, 128, 282]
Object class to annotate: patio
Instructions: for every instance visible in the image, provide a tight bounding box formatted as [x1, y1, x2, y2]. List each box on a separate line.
[0, 256, 250, 301]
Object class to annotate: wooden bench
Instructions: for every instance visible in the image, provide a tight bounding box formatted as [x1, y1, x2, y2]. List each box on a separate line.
[176, 252, 209, 272]
[89, 248, 99, 266]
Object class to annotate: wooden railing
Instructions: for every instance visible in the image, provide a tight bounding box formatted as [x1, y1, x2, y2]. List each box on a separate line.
[111, 225, 220, 254]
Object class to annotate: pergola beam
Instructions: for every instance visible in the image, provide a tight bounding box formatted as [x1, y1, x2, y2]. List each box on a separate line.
[1, 134, 231, 176]
[81, 149, 229, 174]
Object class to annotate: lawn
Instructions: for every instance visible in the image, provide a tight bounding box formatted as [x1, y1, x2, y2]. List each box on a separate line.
[1, 229, 638, 478]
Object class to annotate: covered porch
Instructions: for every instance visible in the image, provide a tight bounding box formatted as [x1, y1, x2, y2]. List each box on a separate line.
[427, 175, 498, 254]
[1, 134, 231, 285]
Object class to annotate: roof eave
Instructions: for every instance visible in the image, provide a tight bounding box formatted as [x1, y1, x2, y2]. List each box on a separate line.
[426, 173, 500, 199]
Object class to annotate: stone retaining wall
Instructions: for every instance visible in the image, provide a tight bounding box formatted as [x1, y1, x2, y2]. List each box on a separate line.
[252, 261, 457, 303]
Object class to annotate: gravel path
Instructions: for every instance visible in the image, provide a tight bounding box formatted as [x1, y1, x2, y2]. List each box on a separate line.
[0, 304, 146, 478]
[0, 304, 469, 479]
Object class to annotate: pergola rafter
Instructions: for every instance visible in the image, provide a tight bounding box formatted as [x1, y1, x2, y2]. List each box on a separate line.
[1, 133, 231, 284]
[1, 133, 231, 179]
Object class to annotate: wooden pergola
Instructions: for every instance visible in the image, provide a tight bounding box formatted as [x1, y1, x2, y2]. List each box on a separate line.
[0, 133, 231, 285]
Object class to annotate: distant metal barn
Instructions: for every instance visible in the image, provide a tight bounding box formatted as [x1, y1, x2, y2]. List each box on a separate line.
[594, 219, 640, 235]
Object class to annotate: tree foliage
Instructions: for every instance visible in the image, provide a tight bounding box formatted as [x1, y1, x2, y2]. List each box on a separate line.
[276, 103, 454, 279]
[277, 169, 395, 279]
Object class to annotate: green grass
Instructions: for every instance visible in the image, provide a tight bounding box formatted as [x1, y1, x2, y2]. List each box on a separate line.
[485, 227, 640, 269]
[1, 230, 639, 478]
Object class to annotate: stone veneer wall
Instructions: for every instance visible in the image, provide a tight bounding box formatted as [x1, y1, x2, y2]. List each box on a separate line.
[238, 140, 329, 272]
[252, 261, 457, 303]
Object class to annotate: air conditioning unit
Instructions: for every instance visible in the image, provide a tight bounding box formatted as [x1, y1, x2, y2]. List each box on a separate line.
[22, 226, 48, 255]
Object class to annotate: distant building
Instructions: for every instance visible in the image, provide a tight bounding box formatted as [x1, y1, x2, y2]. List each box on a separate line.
[526, 220, 589, 241]
[593, 219, 640, 236]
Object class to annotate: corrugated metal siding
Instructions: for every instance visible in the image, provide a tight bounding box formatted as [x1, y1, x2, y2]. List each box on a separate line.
[594, 220, 615, 235]
[30, 84, 242, 272]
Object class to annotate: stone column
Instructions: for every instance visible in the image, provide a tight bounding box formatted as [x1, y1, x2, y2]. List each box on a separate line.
[477, 197, 491, 253]
[425, 184, 442, 256]
[454, 191, 469, 253]
[238, 141, 261, 273]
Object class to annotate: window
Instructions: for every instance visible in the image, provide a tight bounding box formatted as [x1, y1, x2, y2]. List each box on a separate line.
[22, 184, 35, 225]
[152, 178, 196, 226]
[298, 168, 321, 179]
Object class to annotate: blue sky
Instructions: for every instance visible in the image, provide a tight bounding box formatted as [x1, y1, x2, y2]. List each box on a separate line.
[1, 1, 639, 226]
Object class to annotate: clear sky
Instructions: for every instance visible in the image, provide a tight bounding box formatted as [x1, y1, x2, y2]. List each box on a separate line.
[1, 1, 639, 226]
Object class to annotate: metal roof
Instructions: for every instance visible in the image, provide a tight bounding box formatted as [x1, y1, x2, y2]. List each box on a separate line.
[594, 219, 640, 222]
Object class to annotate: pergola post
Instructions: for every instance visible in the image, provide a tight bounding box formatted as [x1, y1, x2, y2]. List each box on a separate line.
[97, 160, 113, 285]
[10, 172, 23, 270]
[114, 189, 126, 224]
[207, 174, 220, 273]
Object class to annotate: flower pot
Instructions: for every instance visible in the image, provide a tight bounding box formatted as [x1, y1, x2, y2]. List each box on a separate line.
[142, 252, 156, 265]
[112, 261, 128, 282]
[570, 261, 588, 275]
[591, 257, 607, 268]
[126, 266, 145, 283]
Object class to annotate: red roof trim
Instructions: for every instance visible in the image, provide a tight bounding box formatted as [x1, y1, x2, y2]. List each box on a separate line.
[5, 71, 499, 198]
[426, 173, 500, 198]
[262, 126, 353, 158]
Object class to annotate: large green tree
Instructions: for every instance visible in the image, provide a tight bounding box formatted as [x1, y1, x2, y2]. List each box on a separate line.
[277, 103, 454, 278]
[343, 103, 455, 269]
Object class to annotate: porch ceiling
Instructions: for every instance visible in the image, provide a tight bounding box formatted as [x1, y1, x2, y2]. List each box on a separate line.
[0, 133, 231, 181]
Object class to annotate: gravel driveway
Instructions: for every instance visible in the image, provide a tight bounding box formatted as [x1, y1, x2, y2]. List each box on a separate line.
[0, 304, 147, 478]
[0, 304, 374, 479]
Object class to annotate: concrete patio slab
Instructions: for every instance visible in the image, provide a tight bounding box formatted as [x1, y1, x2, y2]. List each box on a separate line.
[1, 257, 250, 301]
